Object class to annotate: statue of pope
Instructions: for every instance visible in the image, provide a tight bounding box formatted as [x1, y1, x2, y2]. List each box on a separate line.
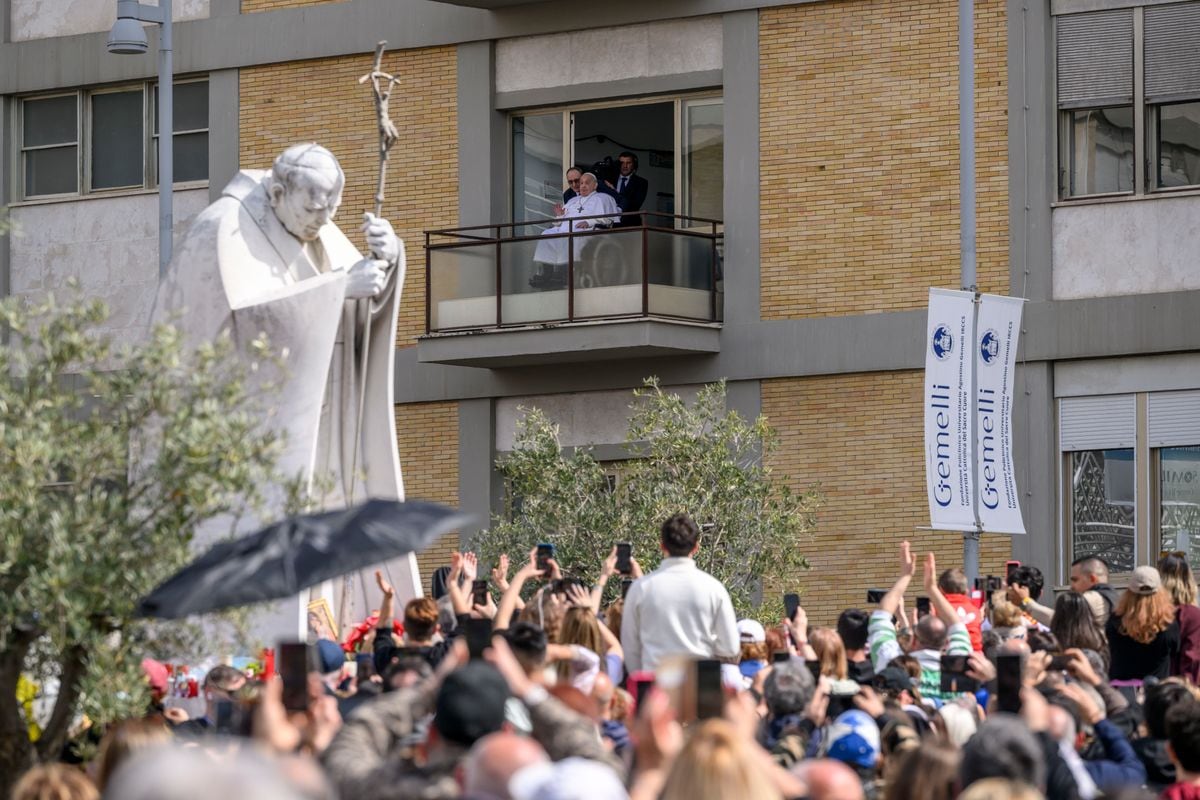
[153, 143, 421, 637]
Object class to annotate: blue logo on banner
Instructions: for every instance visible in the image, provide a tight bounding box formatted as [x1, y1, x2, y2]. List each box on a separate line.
[932, 324, 954, 360]
[980, 329, 1000, 364]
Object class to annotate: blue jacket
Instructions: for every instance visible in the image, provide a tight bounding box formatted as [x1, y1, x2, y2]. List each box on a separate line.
[1083, 719, 1147, 791]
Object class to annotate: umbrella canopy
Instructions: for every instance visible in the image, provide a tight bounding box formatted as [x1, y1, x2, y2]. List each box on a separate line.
[137, 499, 470, 619]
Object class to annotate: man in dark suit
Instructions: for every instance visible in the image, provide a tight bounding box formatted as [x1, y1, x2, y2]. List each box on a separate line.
[611, 151, 648, 227]
[561, 167, 583, 203]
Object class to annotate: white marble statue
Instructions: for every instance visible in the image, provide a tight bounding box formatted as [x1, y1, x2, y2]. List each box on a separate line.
[153, 143, 421, 638]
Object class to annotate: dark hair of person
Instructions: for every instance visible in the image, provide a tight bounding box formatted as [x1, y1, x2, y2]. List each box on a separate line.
[1050, 592, 1108, 665]
[1165, 697, 1200, 772]
[204, 664, 245, 693]
[618, 151, 638, 169]
[938, 568, 969, 596]
[1025, 629, 1060, 654]
[884, 741, 960, 800]
[1008, 565, 1045, 600]
[504, 621, 548, 669]
[1144, 680, 1198, 739]
[837, 609, 870, 651]
[660, 514, 700, 557]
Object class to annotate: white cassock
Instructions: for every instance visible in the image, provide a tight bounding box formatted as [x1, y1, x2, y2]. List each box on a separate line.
[533, 191, 620, 265]
[151, 169, 422, 639]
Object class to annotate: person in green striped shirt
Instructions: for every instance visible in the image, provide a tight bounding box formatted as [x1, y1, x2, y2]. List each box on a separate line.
[867, 542, 973, 705]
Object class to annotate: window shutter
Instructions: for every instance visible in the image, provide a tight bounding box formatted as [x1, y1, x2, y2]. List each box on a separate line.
[1145, 2, 1200, 104]
[1148, 390, 1200, 448]
[1060, 395, 1136, 451]
[1056, 10, 1134, 109]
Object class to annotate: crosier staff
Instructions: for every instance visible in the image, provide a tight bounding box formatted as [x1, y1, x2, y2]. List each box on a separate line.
[338, 41, 402, 638]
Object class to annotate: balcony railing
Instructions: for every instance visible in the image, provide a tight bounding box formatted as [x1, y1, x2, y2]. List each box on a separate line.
[424, 212, 723, 334]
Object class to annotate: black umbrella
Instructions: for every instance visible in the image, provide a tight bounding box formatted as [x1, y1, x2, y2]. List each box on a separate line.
[136, 498, 471, 619]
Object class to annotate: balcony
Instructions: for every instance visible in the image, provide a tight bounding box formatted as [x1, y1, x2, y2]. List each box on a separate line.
[418, 212, 723, 368]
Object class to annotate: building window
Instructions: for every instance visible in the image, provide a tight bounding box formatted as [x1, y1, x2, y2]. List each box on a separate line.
[1062, 389, 1200, 580]
[19, 78, 208, 201]
[1056, 2, 1200, 198]
[1152, 101, 1200, 189]
[1068, 449, 1137, 573]
[21, 94, 79, 198]
[1159, 446, 1200, 568]
[1063, 107, 1135, 197]
[510, 94, 723, 226]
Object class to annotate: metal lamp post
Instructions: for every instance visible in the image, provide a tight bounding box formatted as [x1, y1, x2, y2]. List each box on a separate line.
[107, 0, 173, 279]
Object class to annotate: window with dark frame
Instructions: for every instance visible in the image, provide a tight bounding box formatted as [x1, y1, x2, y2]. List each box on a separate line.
[18, 78, 208, 201]
[1057, 2, 1200, 199]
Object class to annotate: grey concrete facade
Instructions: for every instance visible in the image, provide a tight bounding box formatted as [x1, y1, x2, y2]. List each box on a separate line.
[207, 69, 239, 203]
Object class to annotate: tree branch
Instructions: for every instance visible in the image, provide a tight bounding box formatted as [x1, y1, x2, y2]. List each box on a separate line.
[35, 643, 87, 761]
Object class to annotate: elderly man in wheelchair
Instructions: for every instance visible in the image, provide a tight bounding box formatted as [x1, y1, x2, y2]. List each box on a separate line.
[530, 172, 628, 290]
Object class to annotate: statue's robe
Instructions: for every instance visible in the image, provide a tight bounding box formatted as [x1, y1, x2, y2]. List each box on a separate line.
[153, 169, 421, 639]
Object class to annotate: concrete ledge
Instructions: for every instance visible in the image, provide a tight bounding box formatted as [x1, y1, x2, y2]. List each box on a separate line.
[417, 319, 721, 367]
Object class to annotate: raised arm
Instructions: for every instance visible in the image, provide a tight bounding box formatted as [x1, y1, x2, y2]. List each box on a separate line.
[375, 569, 395, 630]
[922, 552, 971, 655]
[495, 549, 541, 631]
[879, 540, 917, 617]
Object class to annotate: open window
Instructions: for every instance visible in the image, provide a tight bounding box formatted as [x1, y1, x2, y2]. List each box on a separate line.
[510, 94, 723, 226]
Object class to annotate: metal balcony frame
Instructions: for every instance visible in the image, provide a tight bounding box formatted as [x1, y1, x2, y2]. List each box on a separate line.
[424, 210, 722, 335]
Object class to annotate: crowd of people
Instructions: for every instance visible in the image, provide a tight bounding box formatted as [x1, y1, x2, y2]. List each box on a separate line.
[10, 513, 1200, 800]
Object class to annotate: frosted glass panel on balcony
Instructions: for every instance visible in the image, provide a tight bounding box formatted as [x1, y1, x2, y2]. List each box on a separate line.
[429, 244, 496, 331]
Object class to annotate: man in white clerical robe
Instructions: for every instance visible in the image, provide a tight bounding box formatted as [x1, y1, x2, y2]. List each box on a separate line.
[153, 143, 421, 638]
[533, 172, 620, 266]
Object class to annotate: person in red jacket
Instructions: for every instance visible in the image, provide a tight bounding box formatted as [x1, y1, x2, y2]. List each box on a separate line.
[937, 567, 983, 651]
[1159, 552, 1200, 684]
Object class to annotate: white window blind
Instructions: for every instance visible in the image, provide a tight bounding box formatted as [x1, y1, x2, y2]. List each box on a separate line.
[1148, 390, 1200, 448]
[1060, 394, 1136, 451]
[1145, 2, 1200, 103]
[1056, 10, 1134, 109]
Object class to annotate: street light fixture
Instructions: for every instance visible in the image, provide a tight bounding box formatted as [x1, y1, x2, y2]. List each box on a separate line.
[107, 0, 173, 278]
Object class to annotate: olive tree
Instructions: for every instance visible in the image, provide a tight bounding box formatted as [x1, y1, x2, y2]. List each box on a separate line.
[478, 379, 821, 615]
[0, 293, 283, 793]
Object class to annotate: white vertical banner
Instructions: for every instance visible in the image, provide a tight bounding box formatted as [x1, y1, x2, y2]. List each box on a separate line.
[924, 288, 977, 531]
[975, 294, 1026, 534]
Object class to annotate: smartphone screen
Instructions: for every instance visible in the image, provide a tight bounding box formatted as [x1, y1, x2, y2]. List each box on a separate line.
[784, 593, 801, 620]
[464, 618, 492, 660]
[214, 698, 236, 734]
[621, 577, 634, 599]
[278, 641, 311, 712]
[536, 543, 555, 573]
[805, 659, 822, 682]
[916, 597, 931, 617]
[866, 588, 886, 604]
[773, 650, 791, 664]
[616, 542, 632, 574]
[1005, 560, 1021, 582]
[997, 653, 1024, 714]
[695, 659, 724, 720]
[472, 579, 489, 607]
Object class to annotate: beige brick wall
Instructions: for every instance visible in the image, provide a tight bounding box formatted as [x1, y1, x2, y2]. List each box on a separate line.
[759, 0, 1008, 319]
[239, 46, 458, 349]
[762, 372, 1011, 626]
[242, 0, 347, 13]
[396, 401, 461, 593]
